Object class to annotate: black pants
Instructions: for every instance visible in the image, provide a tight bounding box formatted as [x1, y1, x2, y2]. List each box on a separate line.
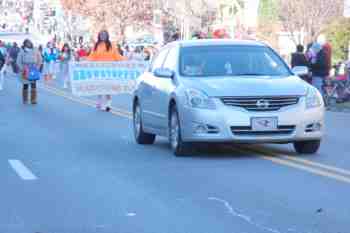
[23, 82, 36, 90]
[11, 61, 19, 73]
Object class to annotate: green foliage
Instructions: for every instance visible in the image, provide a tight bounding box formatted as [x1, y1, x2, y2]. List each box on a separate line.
[258, 0, 278, 23]
[326, 19, 350, 62]
[257, 0, 280, 48]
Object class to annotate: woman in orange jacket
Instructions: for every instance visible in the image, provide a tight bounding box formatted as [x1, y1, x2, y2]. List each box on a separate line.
[88, 30, 126, 111]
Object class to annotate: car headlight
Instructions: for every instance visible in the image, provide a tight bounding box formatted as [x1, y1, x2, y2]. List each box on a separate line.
[306, 87, 323, 109]
[185, 88, 216, 109]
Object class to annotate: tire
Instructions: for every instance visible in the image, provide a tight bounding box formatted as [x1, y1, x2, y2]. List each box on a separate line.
[133, 101, 156, 145]
[293, 140, 321, 154]
[169, 105, 193, 156]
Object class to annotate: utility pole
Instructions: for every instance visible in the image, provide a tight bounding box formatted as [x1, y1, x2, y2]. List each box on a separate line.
[344, 0, 350, 59]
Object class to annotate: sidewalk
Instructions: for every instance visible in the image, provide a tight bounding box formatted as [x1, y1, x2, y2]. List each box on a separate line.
[327, 101, 350, 113]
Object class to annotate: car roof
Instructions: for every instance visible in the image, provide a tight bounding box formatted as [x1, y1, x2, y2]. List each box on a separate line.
[168, 39, 266, 48]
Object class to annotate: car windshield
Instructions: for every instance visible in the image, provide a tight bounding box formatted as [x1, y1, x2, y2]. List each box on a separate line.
[179, 45, 291, 77]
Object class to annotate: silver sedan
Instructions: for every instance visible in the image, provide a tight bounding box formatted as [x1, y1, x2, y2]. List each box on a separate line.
[132, 40, 324, 156]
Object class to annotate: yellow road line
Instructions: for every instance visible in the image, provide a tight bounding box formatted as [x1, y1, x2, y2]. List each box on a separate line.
[39, 85, 95, 107]
[238, 145, 350, 178]
[280, 155, 350, 177]
[261, 155, 350, 184]
[39, 84, 132, 119]
[231, 146, 350, 184]
[40, 84, 350, 184]
[46, 85, 133, 119]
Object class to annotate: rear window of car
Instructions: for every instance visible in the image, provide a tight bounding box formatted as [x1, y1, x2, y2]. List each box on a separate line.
[179, 45, 291, 77]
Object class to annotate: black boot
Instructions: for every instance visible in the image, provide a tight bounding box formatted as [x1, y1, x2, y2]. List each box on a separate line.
[22, 86, 29, 104]
[31, 87, 37, 104]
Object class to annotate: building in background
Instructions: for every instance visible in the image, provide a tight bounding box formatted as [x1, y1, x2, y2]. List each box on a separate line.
[0, 0, 34, 33]
[213, 0, 260, 39]
[33, 0, 91, 46]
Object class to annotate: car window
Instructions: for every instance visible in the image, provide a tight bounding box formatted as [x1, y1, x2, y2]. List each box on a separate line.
[150, 48, 169, 72]
[179, 45, 291, 77]
[163, 47, 177, 71]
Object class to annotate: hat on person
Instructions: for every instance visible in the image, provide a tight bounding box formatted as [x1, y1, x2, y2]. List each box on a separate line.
[311, 42, 322, 54]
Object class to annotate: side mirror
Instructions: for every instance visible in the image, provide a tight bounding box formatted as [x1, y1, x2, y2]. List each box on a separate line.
[292, 66, 309, 76]
[154, 68, 174, 79]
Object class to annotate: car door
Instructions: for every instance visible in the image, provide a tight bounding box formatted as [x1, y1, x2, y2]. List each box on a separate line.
[152, 46, 179, 132]
[140, 48, 169, 130]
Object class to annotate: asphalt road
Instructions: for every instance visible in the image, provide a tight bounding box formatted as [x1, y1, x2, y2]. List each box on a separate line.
[1, 76, 350, 233]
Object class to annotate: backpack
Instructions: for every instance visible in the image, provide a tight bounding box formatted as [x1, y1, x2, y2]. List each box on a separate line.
[27, 65, 41, 81]
[23, 65, 41, 81]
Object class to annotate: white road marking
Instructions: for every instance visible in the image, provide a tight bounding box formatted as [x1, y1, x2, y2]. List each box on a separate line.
[8, 160, 37, 180]
[126, 213, 136, 217]
[208, 197, 283, 233]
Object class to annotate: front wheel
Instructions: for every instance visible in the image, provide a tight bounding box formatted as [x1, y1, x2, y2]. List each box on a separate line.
[169, 106, 193, 156]
[133, 102, 156, 145]
[293, 140, 321, 154]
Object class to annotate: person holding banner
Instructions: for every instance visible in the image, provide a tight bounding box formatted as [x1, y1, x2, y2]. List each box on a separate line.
[87, 30, 126, 112]
[16, 39, 43, 104]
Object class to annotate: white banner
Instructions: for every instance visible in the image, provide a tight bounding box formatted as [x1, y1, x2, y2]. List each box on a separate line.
[69, 61, 148, 96]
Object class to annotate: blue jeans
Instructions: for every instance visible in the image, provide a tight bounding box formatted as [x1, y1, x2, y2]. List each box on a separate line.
[312, 76, 325, 96]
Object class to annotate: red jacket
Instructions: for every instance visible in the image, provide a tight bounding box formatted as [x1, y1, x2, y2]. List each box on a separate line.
[77, 49, 88, 58]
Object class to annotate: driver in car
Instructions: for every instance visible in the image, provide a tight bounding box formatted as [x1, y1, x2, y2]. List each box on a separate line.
[183, 56, 204, 76]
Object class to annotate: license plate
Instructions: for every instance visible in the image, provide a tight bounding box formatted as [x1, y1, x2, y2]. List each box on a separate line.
[251, 117, 278, 131]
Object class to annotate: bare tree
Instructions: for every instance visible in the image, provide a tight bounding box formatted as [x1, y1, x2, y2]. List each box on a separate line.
[61, 0, 153, 40]
[60, 0, 92, 40]
[278, 0, 343, 45]
[60, 0, 90, 14]
[101, 0, 153, 40]
[159, 0, 216, 39]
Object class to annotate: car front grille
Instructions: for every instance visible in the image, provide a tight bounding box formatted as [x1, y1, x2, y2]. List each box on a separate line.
[221, 96, 300, 111]
[231, 125, 295, 136]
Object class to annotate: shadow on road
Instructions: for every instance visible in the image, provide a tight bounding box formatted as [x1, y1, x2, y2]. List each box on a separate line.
[146, 140, 321, 160]
[147, 141, 259, 160]
[244, 144, 321, 158]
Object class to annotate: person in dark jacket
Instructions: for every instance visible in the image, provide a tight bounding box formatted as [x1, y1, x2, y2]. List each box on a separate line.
[117, 43, 124, 56]
[291, 44, 309, 68]
[0, 40, 6, 69]
[8, 42, 20, 73]
[309, 43, 328, 96]
[8, 42, 20, 60]
[171, 29, 180, 41]
[291, 44, 311, 83]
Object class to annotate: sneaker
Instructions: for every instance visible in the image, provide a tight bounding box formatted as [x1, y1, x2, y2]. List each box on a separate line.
[105, 99, 112, 112]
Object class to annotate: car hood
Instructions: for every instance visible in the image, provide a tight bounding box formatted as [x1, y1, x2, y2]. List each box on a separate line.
[180, 75, 308, 97]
